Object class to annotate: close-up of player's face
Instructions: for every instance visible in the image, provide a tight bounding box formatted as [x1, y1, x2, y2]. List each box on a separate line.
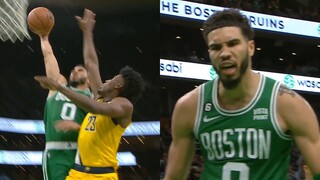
[98, 74, 124, 96]
[69, 65, 88, 87]
[207, 26, 254, 89]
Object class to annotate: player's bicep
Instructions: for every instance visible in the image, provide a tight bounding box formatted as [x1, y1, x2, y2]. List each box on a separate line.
[290, 109, 320, 173]
[278, 87, 320, 173]
[171, 98, 195, 139]
[41, 38, 62, 81]
[279, 91, 318, 141]
[165, 97, 196, 179]
[165, 135, 195, 180]
[44, 54, 60, 78]
[290, 106, 320, 173]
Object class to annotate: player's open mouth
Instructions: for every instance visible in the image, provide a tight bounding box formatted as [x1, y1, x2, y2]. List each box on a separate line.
[220, 63, 236, 75]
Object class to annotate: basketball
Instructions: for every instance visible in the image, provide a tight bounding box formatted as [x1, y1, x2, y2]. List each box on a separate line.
[27, 7, 54, 35]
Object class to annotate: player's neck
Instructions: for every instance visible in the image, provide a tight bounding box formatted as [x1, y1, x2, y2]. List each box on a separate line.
[218, 71, 259, 107]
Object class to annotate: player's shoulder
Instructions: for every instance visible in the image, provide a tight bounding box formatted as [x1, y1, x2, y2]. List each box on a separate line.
[276, 84, 318, 134]
[175, 86, 200, 111]
[277, 84, 305, 104]
[276, 84, 310, 114]
[110, 97, 133, 111]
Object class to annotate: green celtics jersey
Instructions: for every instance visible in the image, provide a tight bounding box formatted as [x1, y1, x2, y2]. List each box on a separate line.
[44, 86, 92, 142]
[194, 74, 292, 180]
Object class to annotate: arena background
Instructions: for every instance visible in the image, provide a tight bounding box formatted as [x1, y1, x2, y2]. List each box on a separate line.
[160, 0, 320, 179]
[0, 0, 159, 179]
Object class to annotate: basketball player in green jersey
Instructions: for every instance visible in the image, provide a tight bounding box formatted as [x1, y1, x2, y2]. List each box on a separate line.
[37, 31, 92, 180]
[35, 9, 145, 180]
[164, 9, 320, 180]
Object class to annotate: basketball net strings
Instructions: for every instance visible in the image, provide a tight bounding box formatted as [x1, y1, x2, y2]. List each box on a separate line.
[0, 0, 31, 43]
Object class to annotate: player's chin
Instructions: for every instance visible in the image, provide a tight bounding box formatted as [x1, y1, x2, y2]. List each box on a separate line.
[220, 74, 240, 82]
[69, 80, 80, 87]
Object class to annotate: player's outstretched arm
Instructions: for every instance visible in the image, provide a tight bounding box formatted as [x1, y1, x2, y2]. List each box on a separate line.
[35, 76, 132, 122]
[277, 85, 320, 175]
[76, 9, 102, 98]
[164, 89, 198, 180]
[39, 34, 66, 97]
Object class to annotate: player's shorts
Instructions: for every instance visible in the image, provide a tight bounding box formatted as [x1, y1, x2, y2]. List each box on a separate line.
[66, 164, 118, 180]
[42, 149, 77, 180]
[43, 141, 78, 180]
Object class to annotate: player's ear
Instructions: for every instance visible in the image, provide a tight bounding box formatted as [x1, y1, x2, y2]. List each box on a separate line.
[115, 82, 123, 89]
[248, 40, 255, 57]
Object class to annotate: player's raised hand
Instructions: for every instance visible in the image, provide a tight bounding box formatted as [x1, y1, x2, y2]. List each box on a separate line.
[34, 76, 61, 90]
[75, 8, 96, 33]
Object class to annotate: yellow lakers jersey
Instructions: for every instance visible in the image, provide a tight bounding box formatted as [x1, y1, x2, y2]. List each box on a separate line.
[77, 100, 128, 169]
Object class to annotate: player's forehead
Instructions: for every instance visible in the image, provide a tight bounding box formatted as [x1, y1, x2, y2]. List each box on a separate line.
[208, 26, 243, 44]
[114, 74, 122, 78]
[113, 74, 124, 81]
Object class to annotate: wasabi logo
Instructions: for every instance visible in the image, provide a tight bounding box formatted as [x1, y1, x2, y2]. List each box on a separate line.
[160, 62, 182, 73]
[296, 79, 320, 88]
[209, 67, 218, 80]
[283, 75, 295, 89]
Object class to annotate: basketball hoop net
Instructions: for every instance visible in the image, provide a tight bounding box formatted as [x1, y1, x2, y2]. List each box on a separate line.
[0, 0, 31, 43]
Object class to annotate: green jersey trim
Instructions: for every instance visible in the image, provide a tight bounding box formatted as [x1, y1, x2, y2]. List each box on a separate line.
[213, 73, 265, 116]
[194, 84, 205, 139]
[270, 82, 292, 140]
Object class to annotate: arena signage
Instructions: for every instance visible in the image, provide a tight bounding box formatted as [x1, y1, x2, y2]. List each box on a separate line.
[160, 0, 320, 38]
[160, 59, 320, 93]
[0, 151, 136, 166]
[0, 117, 160, 136]
[160, 59, 212, 80]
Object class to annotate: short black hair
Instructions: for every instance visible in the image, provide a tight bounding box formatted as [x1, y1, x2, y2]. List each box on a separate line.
[202, 8, 254, 43]
[119, 66, 145, 104]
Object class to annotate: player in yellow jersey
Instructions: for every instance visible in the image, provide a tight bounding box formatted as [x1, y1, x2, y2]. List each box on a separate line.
[34, 9, 145, 180]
